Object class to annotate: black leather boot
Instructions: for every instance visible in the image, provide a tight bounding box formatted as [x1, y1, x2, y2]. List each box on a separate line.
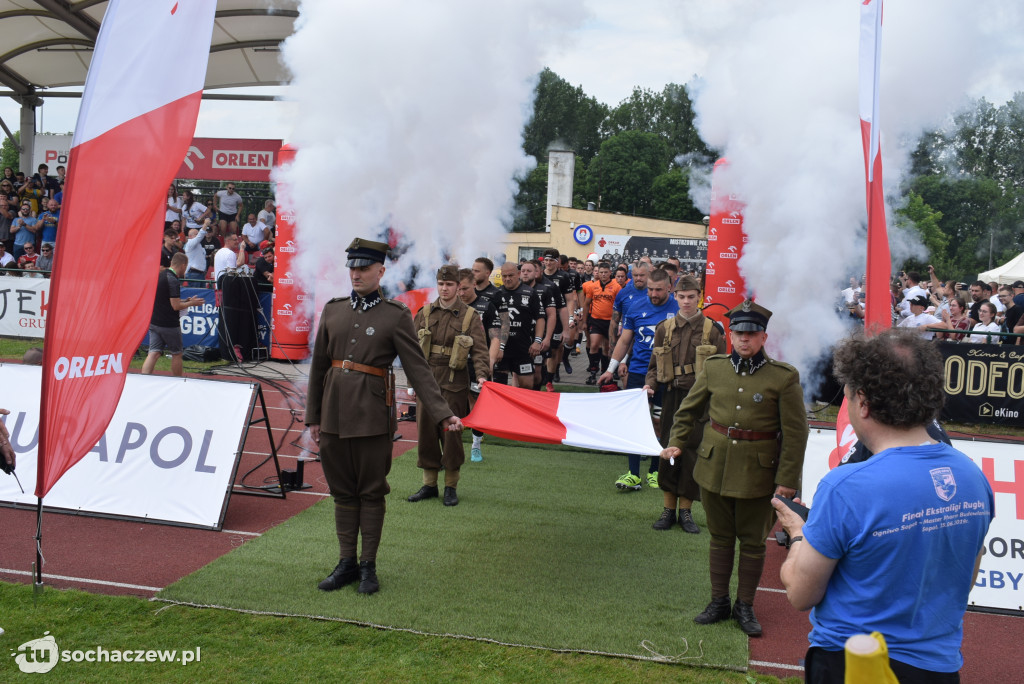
[443, 486, 459, 506]
[652, 508, 676, 530]
[357, 560, 379, 594]
[407, 485, 439, 502]
[732, 599, 762, 637]
[679, 508, 700, 534]
[693, 596, 731, 625]
[317, 557, 358, 591]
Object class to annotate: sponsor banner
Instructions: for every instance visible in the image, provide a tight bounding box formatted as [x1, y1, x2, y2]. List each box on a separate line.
[176, 138, 283, 182]
[0, 276, 48, 336]
[703, 158, 746, 337]
[803, 429, 1023, 614]
[939, 342, 1024, 426]
[270, 146, 312, 360]
[33, 135, 73, 169]
[591, 235, 707, 272]
[0, 365, 253, 529]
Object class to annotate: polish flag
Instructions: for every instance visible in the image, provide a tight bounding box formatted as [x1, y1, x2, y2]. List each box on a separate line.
[833, 0, 891, 467]
[463, 383, 663, 456]
[36, 0, 216, 497]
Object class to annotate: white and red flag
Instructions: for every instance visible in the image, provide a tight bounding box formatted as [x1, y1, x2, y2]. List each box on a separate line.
[832, 0, 892, 467]
[463, 383, 663, 456]
[36, 0, 216, 497]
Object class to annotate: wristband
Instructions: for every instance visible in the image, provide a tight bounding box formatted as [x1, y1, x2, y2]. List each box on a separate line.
[789, 535, 803, 546]
[534, 337, 543, 344]
[607, 358, 620, 374]
[568, 316, 575, 326]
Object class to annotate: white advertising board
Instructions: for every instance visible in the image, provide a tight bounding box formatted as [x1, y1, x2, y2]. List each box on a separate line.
[0, 275, 48, 338]
[804, 428, 1023, 613]
[0, 365, 254, 529]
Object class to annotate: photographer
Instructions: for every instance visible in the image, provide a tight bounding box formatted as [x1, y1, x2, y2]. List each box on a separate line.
[772, 330, 993, 683]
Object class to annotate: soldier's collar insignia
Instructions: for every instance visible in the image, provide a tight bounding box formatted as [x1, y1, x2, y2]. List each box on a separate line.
[729, 349, 768, 374]
[350, 289, 383, 311]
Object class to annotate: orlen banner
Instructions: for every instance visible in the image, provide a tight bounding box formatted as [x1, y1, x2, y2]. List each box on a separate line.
[0, 365, 253, 529]
[270, 145, 311, 360]
[176, 138, 283, 182]
[703, 158, 747, 332]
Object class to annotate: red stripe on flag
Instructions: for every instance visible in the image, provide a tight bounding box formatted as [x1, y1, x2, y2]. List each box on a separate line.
[463, 382, 565, 444]
[36, 92, 203, 498]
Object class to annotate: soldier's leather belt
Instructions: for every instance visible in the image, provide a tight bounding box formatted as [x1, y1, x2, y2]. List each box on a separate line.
[710, 419, 779, 441]
[331, 359, 387, 377]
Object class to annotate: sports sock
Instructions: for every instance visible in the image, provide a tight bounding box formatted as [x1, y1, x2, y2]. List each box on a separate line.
[472, 434, 482, 448]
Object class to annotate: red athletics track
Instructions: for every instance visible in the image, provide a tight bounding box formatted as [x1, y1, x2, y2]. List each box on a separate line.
[0, 371, 1019, 681]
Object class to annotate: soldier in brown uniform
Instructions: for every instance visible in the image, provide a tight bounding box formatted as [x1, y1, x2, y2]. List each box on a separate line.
[306, 239, 461, 595]
[660, 300, 807, 637]
[644, 275, 726, 533]
[407, 265, 490, 507]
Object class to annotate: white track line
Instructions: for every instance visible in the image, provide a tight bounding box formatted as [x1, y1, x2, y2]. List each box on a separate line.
[220, 529, 261, 537]
[756, 586, 787, 594]
[749, 660, 804, 672]
[0, 568, 161, 592]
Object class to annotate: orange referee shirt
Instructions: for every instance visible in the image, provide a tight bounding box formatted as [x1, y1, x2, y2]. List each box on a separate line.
[583, 279, 621, 320]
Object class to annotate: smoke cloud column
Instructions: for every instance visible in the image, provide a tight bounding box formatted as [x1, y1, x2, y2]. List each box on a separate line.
[277, 1, 583, 299]
[678, 0, 1024, 382]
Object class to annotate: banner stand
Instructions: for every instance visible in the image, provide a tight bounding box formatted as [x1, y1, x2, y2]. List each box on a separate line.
[230, 383, 286, 501]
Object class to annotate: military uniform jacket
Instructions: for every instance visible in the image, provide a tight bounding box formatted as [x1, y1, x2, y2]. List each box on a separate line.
[644, 312, 726, 393]
[306, 295, 453, 438]
[413, 297, 491, 393]
[667, 352, 808, 498]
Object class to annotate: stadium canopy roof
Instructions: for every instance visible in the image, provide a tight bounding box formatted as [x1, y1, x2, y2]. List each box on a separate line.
[0, 0, 297, 167]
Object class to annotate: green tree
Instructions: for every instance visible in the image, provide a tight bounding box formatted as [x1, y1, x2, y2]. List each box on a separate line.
[650, 169, 703, 222]
[894, 191, 949, 276]
[606, 84, 713, 164]
[1, 131, 19, 172]
[522, 68, 609, 166]
[511, 163, 549, 232]
[584, 130, 670, 216]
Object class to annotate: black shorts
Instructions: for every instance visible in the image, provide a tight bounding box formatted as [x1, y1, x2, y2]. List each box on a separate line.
[497, 348, 533, 376]
[588, 318, 610, 338]
[220, 212, 238, 225]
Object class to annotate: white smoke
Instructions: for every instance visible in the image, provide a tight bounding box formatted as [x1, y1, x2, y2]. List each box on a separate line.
[277, 0, 584, 301]
[677, 0, 1024, 383]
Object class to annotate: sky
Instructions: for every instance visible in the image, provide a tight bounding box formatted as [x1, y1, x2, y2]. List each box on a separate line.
[0, 0, 710, 144]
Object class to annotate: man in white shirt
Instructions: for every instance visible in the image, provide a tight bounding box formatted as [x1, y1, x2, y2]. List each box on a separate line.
[183, 218, 213, 283]
[214, 233, 245, 288]
[241, 213, 269, 255]
[214, 183, 244, 233]
[257, 200, 276, 232]
[897, 295, 942, 339]
[897, 271, 928, 320]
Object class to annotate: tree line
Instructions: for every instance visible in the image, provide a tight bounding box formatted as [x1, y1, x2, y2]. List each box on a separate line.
[516, 69, 1024, 281]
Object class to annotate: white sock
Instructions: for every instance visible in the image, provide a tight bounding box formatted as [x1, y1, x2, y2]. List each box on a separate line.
[472, 435, 483, 448]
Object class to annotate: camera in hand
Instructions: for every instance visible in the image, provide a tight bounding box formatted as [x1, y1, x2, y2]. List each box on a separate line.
[774, 494, 809, 548]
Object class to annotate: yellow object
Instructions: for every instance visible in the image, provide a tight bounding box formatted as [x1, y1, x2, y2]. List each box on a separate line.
[844, 632, 898, 683]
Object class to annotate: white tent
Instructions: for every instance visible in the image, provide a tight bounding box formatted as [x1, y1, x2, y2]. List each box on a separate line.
[979, 251, 1024, 284]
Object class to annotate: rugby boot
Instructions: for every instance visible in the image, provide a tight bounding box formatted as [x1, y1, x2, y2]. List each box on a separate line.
[732, 600, 762, 637]
[317, 557, 358, 591]
[407, 485, 439, 502]
[563, 357, 573, 374]
[694, 596, 732, 625]
[357, 560, 379, 594]
[652, 508, 676, 530]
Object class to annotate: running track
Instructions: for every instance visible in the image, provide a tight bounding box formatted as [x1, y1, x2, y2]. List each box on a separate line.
[0, 370, 1018, 681]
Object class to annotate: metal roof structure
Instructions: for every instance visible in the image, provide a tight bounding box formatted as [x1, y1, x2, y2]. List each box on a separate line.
[0, 0, 297, 168]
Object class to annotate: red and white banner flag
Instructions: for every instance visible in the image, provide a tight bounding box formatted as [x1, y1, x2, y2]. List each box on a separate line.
[36, 0, 216, 497]
[859, 0, 891, 334]
[834, 0, 892, 466]
[463, 383, 662, 456]
[703, 157, 747, 349]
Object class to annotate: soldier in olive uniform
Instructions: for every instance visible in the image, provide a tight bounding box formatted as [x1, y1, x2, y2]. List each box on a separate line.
[306, 238, 461, 595]
[660, 300, 808, 637]
[644, 275, 726, 533]
[408, 265, 490, 507]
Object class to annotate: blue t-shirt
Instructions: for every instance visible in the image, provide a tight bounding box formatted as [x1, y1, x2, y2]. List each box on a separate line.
[12, 217, 37, 247]
[621, 296, 679, 374]
[613, 281, 646, 319]
[803, 442, 994, 672]
[38, 210, 59, 243]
